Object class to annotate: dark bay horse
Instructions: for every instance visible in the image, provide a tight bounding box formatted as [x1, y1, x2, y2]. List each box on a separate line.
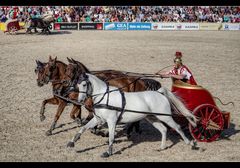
[35, 56, 82, 136]
[27, 14, 55, 34]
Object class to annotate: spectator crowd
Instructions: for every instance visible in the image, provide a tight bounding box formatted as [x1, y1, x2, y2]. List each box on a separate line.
[1, 6, 239, 23]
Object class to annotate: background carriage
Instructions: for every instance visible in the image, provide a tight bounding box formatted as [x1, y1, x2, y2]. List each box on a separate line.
[171, 80, 231, 142]
[0, 14, 55, 35]
[1, 19, 26, 34]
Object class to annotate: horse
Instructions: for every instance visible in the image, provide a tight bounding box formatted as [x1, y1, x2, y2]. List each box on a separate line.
[36, 56, 146, 136]
[66, 73, 198, 157]
[26, 14, 54, 34]
[35, 56, 82, 136]
[37, 56, 161, 137]
[63, 57, 162, 136]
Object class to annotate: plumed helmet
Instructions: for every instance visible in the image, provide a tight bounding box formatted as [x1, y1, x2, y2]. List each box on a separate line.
[174, 51, 182, 63]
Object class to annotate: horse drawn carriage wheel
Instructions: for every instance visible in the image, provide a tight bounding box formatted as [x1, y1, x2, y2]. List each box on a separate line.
[8, 26, 18, 35]
[189, 104, 224, 142]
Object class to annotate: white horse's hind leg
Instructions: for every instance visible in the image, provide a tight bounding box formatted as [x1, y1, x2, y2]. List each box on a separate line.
[146, 116, 167, 150]
[67, 117, 99, 148]
[160, 117, 190, 145]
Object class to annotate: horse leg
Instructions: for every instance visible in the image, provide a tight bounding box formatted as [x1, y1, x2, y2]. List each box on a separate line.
[146, 116, 167, 150]
[161, 117, 192, 146]
[40, 97, 59, 121]
[101, 119, 116, 158]
[34, 27, 38, 33]
[26, 27, 32, 34]
[67, 116, 99, 148]
[46, 100, 67, 136]
[70, 105, 82, 125]
[82, 97, 94, 124]
[126, 121, 142, 139]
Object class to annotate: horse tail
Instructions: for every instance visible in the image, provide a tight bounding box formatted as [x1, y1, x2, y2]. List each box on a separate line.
[158, 87, 197, 127]
[142, 78, 161, 91]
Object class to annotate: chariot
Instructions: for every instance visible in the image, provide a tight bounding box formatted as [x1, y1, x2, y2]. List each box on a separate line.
[171, 80, 231, 142]
[1, 19, 26, 34]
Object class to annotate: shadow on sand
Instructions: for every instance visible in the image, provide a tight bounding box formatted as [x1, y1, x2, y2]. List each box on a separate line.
[10, 30, 72, 36]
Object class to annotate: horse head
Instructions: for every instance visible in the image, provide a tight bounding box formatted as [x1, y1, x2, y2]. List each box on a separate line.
[77, 73, 93, 104]
[35, 60, 47, 87]
[42, 55, 58, 84]
[63, 57, 82, 88]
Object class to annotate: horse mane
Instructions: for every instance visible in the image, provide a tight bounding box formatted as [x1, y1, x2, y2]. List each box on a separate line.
[75, 61, 90, 73]
[55, 60, 67, 67]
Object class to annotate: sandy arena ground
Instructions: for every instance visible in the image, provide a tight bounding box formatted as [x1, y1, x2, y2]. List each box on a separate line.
[0, 30, 240, 162]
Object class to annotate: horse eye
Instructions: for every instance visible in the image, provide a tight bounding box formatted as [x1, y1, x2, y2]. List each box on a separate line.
[34, 69, 37, 74]
[83, 84, 87, 87]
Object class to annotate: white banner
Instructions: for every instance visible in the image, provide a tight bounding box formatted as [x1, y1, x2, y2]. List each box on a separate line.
[222, 23, 240, 30]
[152, 23, 176, 30]
[176, 23, 199, 30]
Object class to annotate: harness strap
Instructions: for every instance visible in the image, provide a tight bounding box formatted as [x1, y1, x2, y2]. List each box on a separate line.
[93, 83, 110, 106]
[116, 89, 126, 124]
[94, 104, 172, 116]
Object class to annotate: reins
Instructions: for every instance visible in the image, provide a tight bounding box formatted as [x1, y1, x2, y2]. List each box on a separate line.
[91, 65, 174, 78]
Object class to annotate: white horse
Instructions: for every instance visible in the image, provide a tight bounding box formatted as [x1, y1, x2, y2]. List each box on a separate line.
[67, 73, 197, 157]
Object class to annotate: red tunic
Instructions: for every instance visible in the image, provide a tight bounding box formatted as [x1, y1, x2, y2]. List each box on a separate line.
[169, 65, 197, 85]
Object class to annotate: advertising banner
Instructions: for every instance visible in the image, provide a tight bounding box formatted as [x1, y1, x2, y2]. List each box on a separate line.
[128, 22, 151, 30]
[54, 23, 78, 30]
[152, 22, 176, 30]
[222, 23, 240, 30]
[176, 23, 199, 30]
[199, 23, 222, 30]
[104, 22, 128, 30]
[79, 23, 103, 30]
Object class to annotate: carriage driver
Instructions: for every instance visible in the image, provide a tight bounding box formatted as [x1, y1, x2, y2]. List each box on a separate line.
[156, 51, 198, 85]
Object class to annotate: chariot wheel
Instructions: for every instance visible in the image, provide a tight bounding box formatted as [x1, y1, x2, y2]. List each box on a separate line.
[8, 26, 18, 35]
[189, 104, 224, 142]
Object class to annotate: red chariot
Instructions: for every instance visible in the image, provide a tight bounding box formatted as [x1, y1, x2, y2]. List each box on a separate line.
[171, 80, 231, 142]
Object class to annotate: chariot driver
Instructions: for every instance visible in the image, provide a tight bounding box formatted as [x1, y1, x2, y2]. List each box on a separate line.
[156, 51, 197, 85]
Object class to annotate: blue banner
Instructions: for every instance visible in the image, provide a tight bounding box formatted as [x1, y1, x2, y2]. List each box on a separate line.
[104, 22, 128, 30]
[128, 23, 152, 30]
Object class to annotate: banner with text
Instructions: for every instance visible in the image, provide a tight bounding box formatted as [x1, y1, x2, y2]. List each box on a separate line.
[79, 23, 103, 30]
[151, 23, 199, 30]
[54, 23, 78, 30]
[222, 23, 240, 30]
[128, 22, 151, 30]
[152, 22, 176, 30]
[104, 22, 128, 30]
[199, 23, 222, 30]
[176, 23, 199, 30]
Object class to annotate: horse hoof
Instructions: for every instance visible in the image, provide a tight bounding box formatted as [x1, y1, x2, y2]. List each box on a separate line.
[67, 142, 75, 148]
[158, 146, 168, 151]
[75, 118, 82, 125]
[40, 115, 46, 122]
[101, 152, 110, 158]
[45, 130, 52, 136]
[81, 119, 89, 125]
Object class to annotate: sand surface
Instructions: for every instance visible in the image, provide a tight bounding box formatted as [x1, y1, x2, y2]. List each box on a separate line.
[0, 30, 240, 162]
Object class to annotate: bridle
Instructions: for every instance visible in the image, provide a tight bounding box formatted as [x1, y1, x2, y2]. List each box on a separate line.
[77, 75, 93, 100]
[44, 62, 57, 84]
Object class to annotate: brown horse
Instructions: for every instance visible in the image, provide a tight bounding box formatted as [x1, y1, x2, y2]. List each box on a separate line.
[37, 56, 161, 137]
[35, 56, 82, 136]
[63, 57, 162, 136]
[36, 56, 144, 136]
